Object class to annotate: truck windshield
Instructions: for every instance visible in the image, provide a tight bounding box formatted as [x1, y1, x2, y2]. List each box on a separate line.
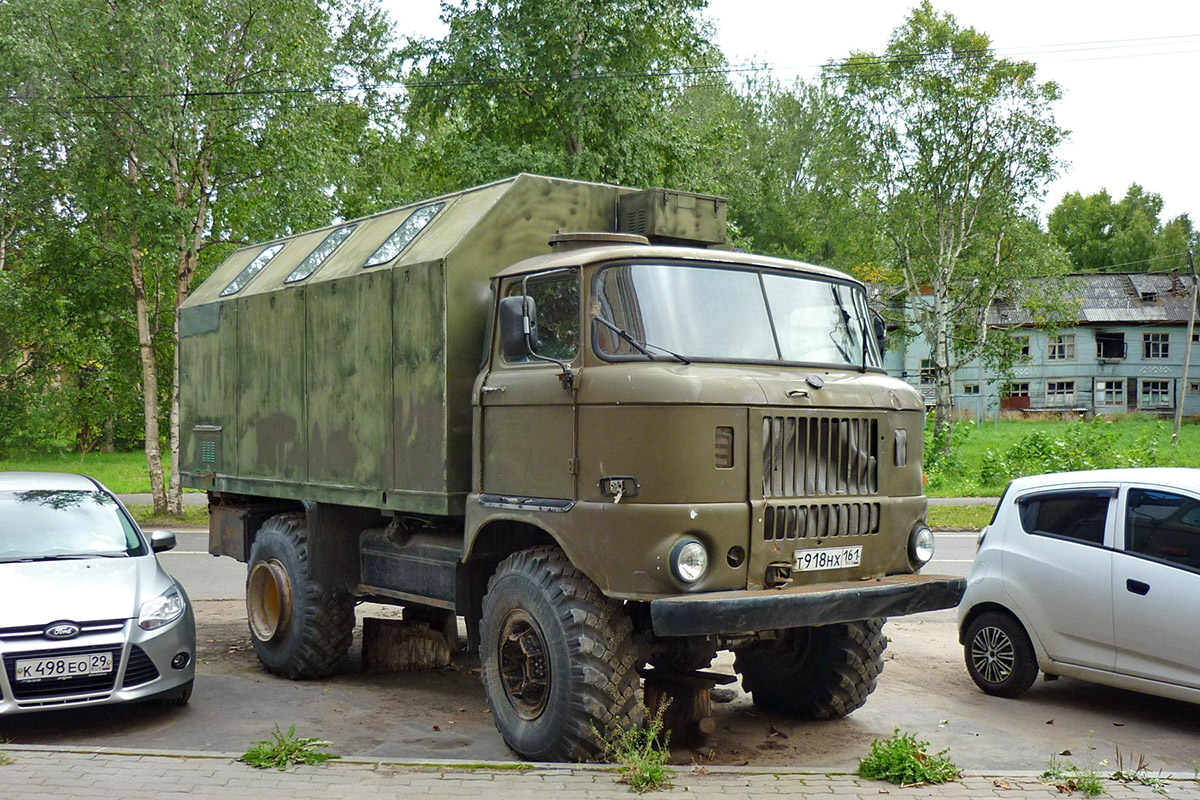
[593, 262, 880, 368]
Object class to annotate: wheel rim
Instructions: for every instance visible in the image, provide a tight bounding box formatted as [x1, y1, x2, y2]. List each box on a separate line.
[247, 559, 293, 642]
[497, 609, 550, 720]
[970, 625, 1016, 685]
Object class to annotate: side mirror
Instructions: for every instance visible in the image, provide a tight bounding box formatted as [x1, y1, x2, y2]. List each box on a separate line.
[148, 529, 177, 553]
[872, 310, 886, 356]
[499, 295, 539, 361]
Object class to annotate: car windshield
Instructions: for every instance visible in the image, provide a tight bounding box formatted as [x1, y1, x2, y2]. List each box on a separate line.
[593, 262, 880, 367]
[0, 490, 145, 562]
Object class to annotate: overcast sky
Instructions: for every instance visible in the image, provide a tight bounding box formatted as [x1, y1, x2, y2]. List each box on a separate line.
[393, 1, 1200, 223]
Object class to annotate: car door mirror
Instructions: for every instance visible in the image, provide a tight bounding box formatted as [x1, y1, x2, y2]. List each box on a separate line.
[872, 309, 886, 355]
[499, 295, 539, 361]
[148, 529, 177, 553]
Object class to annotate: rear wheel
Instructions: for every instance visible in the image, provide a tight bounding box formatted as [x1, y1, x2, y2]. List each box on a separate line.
[246, 513, 354, 679]
[734, 619, 886, 719]
[963, 611, 1039, 698]
[480, 546, 641, 761]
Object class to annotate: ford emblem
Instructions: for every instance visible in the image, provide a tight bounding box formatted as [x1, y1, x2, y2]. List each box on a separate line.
[44, 622, 81, 640]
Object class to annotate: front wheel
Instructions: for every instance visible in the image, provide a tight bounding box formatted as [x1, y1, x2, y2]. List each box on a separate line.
[963, 611, 1039, 698]
[734, 619, 887, 719]
[480, 546, 641, 761]
[246, 513, 354, 679]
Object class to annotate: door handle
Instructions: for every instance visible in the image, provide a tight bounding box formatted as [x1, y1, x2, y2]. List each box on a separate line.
[480, 386, 505, 395]
[1126, 579, 1150, 596]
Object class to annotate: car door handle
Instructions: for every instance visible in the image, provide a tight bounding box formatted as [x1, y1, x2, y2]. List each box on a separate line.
[480, 386, 505, 394]
[1126, 579, 1150, 596]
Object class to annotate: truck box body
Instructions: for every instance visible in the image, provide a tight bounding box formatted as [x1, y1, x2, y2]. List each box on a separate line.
[181, 175, 635, 514]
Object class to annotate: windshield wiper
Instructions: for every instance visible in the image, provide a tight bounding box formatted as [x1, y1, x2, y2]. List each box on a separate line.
[3, 552, 126, 563]
[593, 315, 691, 364]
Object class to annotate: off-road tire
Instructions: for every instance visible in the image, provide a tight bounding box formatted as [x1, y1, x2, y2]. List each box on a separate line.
[480, 546, 642, 762]
[734, 619, 887, 719]
[964, 611, 1039, 698]
[246, 513, 354, 679]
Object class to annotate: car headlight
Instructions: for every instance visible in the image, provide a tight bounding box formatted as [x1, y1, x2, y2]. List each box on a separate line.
[670, 539, 708, 584]
[909, 524, 936, 567]
[138, 586, 186, 630]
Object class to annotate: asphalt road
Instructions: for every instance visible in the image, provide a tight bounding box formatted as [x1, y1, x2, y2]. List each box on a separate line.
[6, 524, 1199, 773]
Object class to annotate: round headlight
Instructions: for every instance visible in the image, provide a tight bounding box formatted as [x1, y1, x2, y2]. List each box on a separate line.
[671, 539, 708, 584]
[909, 525, 936, 566]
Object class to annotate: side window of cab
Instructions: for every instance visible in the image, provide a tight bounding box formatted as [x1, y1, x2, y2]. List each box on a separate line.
[503, 274, 580, 364]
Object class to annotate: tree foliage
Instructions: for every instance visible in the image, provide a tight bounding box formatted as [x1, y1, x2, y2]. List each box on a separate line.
[1, 0, 401, 509]
[829, 1, 1067, 453]
[401, 0, 720, 190]
[1048, 184, 1197, 273]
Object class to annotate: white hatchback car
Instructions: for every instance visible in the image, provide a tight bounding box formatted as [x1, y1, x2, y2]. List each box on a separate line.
[958, 468, 1200, 704]
[0, 472, 196, 713]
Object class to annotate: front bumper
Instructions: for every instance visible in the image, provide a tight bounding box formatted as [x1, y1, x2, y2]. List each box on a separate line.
[649, 573, 965, 636]
[0, 609, 196, 715]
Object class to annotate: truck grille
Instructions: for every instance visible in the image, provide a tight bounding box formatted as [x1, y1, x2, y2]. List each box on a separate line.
[762, 415, 878, 498]
[764, 502, 881, 540]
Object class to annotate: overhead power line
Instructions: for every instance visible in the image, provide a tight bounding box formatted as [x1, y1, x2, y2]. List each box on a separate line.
[1, 32, 1196, 105]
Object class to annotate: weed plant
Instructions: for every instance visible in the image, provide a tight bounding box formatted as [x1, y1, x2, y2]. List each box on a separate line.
[1041, 755, 1105, 797]
[858, 728, 959, 786]
[598, 704, 674, 793]
[240, 725, 340, 770]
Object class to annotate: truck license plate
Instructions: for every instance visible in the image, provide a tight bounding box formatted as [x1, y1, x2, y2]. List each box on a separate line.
[15, 652, 113, 682]
[793, 546, 862, 572]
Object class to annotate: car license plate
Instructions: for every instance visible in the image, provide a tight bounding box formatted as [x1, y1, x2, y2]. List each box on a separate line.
[793, 546, 862, 572]
[14, 652, 113, 683]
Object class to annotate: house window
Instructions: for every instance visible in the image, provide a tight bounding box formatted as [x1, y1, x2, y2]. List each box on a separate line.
[1048, 334, 1075, 360]
[919, 358, 936, 385]
[1190, 381, 1200, 394]
[1143, 333, 1170, 359]
[1193, 332, 1200, 344]
[962, 383, 980, 396]
[1140, 379, 1172, 408]
[1095, 331, 1126, 360]
[1004, 382, 1030, 398]
[1047, 380, 1076, 406]
[1095, 379, 1125, 406]
[1011, 334, 1030, 358]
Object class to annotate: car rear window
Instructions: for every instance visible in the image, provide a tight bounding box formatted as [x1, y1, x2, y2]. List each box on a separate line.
[0, 490, 145, 562]
[1017, 490, 1112, 545]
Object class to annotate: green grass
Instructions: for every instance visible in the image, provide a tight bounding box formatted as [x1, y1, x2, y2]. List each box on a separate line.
[0, 450, 172, 494]
[927, 505, 994, 530]
[928, 415, 1200, 497]
[127, 505, 209, 528]
[240, 725, 340, 771]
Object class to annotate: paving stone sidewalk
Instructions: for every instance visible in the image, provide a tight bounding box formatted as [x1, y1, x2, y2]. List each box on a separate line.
[3, 747, 1198, 800]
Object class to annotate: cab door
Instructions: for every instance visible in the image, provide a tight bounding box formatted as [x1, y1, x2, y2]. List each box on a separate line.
[1113, 486, 1200, 689]
[479, 271, 581, 502]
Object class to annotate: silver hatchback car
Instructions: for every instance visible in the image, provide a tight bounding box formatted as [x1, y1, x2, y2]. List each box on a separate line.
[958, 468, 1200, 705]
[0, 472, 195, 713]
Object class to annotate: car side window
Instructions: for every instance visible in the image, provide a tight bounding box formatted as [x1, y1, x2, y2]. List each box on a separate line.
[1125, 488, 1200, 572]
[1017, 490, 1111, 545]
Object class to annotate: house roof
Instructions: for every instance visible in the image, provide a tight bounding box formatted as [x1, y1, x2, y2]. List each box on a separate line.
[987, 272, 1196, 327]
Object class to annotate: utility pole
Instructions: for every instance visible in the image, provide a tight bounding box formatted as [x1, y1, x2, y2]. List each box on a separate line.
[1173, 250, 1197, 445]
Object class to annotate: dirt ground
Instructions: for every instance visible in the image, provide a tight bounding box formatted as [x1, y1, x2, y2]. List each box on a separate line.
[4, 600, 1199, 772]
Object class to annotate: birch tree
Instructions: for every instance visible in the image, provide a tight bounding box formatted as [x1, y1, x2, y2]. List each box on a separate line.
[5, 0, 399, 511]
[830, 2, 1065, 455]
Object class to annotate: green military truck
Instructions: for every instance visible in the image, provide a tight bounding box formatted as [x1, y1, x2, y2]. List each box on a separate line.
[179, 174, 964, 761]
